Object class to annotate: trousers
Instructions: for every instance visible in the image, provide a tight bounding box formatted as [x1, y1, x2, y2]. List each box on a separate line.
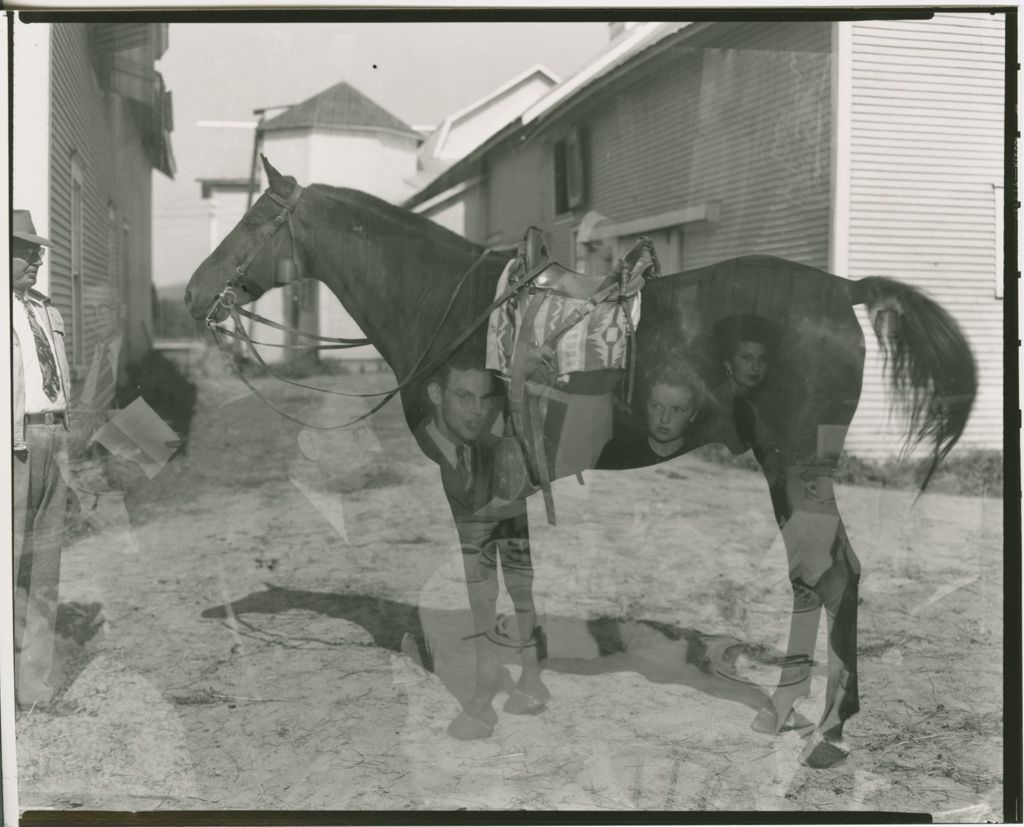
[13, 423, 69, 706]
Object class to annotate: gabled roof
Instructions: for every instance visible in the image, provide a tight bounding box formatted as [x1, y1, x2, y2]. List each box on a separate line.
[262, 81, 421, 140]
[405, 22, 695, 209]
[430, 64, 559, 158]
[521, 23, 680, 125]
[415, 64, 559, 182]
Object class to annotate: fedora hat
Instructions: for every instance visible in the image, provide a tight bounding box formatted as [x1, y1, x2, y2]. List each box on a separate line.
[12, 210, 52, 247]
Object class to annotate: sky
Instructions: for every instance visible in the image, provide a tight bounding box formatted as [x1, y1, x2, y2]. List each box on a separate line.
[152, 21, 611, 288]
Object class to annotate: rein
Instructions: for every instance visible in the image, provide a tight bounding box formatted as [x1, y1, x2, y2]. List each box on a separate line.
[204, 182, 690, 431]
[205, 183, 532, 428]
[211, 248, 535, 430]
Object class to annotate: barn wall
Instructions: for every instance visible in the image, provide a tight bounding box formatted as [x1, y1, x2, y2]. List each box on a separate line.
[480, 22, 833, 272]
[841, 13, 1005, 457]
[49, 22, 156, 400]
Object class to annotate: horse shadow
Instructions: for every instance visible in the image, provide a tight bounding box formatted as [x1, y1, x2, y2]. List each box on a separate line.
[201, 585, 805, 719]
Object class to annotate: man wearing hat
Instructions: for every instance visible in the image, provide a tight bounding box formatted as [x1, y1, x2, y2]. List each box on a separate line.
[11, 209, 72, 709]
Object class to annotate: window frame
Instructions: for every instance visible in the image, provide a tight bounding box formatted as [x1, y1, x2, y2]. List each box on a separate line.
[553, 125, 586, 216]
[993, 183, 1004, 300]
[70, 155, 86, 369]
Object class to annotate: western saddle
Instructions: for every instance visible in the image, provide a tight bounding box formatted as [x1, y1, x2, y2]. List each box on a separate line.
[489, 227, 661, 524]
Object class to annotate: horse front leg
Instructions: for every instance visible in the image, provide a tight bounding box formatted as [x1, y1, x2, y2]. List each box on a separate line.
[493, 512, 550, 714]
[446, 508, 549, 738]
[447, 516, 504, 740]
[753, 457, 862, 768]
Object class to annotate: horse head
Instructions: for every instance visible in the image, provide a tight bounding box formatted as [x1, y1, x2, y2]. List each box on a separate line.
[184, 156, 305, 322]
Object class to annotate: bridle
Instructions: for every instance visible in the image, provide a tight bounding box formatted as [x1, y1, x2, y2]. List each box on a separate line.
[202, 182, 508, 429]
[200, 186, 668, 431]
[203, 183, 306, 328]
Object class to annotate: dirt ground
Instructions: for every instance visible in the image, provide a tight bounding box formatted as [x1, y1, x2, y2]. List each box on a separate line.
[13, 354, 1005, 818]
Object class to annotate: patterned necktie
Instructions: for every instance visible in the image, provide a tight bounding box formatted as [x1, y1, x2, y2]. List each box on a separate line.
[455, 443, 473, 491]
[16, 293, 60, 402]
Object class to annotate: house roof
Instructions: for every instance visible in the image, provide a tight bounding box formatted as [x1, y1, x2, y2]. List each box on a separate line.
[431, 64, 559, 156]
[521, 23, 681, 124]
[404, 22, 694, 209]
[261, 81, 421, 140]
[415, 64, 558, 185]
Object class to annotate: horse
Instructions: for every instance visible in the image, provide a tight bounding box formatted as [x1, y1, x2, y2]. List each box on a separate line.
[184, 157, 976, 768]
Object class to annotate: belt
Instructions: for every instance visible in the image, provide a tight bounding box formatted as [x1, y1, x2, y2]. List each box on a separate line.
[25, 412, 66, 426]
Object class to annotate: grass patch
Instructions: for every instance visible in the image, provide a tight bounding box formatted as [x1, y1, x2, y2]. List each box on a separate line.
[693, 445, 1002, 498]
[170, 687, 230, 706]
[236, 354, 389, 380]
[360, 466, 406, 490]
[690, 443, 762, 473]
[395, 533, 432, 545]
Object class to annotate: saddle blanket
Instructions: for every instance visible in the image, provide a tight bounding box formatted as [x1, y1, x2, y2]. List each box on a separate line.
[486, 258, 642, 382]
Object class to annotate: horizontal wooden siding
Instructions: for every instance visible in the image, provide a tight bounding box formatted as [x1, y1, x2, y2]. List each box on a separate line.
[843, 13, 1005, 458]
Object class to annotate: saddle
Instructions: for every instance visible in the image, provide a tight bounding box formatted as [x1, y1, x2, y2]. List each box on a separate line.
[486, 227, 660, 524]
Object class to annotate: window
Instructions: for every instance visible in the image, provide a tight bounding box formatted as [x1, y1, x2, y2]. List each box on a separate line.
[70, 156, 85, 367]
[122, 221, 131, 324]
[993, 184, 1004, 300]
[554, 126, 585, 215]
[108, 202, 119, 311]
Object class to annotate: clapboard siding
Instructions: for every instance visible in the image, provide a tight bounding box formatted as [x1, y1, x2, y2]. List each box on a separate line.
[484, 140, 552, 249]
[48, 23, 156, 388]
[843, 13, 1005, 459]
[484, 22, 832, 269]
[50, 24, 113, 369]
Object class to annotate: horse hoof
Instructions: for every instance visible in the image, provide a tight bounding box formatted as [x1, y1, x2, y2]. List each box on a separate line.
[751, 702, 814, 735]
[798, 730, 850, 769]
[446, 711, 495, 741]
[503, 685, 549, 715]
[750, 702, 780, 734]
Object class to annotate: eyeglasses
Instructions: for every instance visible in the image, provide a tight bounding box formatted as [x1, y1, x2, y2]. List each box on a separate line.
[13, 245, 44, 264]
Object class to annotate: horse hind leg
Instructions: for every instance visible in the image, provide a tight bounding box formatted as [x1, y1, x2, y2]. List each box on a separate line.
[797, 521, 861, 768]
[754, 458, 862, 768]
[751, 580, 820, 735]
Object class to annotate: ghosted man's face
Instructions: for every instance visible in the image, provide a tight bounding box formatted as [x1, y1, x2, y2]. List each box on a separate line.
[428, 367, 493, 445]
[645, 383, 698, 445]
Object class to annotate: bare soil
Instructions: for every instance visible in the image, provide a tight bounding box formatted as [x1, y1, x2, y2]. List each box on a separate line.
[14, 356, 1005, 818]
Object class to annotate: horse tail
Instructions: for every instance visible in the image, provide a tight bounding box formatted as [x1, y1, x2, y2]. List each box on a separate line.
[851, 276, 977, 492]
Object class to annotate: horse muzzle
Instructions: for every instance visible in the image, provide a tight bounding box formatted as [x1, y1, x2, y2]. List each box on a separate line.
[204, 285, 239, 326]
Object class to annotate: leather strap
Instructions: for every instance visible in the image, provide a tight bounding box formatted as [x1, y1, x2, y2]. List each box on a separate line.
[25, 411, 66, 426]
[212, 324, 370, 350]
[235, 306, 371, 345]
[507, 292, 549, 483]
[527, 393, 557, 526]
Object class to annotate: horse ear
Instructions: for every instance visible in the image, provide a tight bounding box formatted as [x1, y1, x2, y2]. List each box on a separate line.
[261, 154, 283, 186]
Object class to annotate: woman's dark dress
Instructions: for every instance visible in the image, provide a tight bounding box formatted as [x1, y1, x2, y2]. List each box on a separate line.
[595, 431, 689, 470]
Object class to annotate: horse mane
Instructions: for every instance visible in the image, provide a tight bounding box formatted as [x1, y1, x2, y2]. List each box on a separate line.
[305, 183, 485, 261]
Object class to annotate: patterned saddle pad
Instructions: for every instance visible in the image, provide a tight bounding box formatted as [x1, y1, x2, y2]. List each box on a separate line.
[485, 248, 643, 383]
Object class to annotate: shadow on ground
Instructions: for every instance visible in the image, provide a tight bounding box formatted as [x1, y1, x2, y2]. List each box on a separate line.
[201, 585, 801, 720]
[116, 349, 198, 449]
